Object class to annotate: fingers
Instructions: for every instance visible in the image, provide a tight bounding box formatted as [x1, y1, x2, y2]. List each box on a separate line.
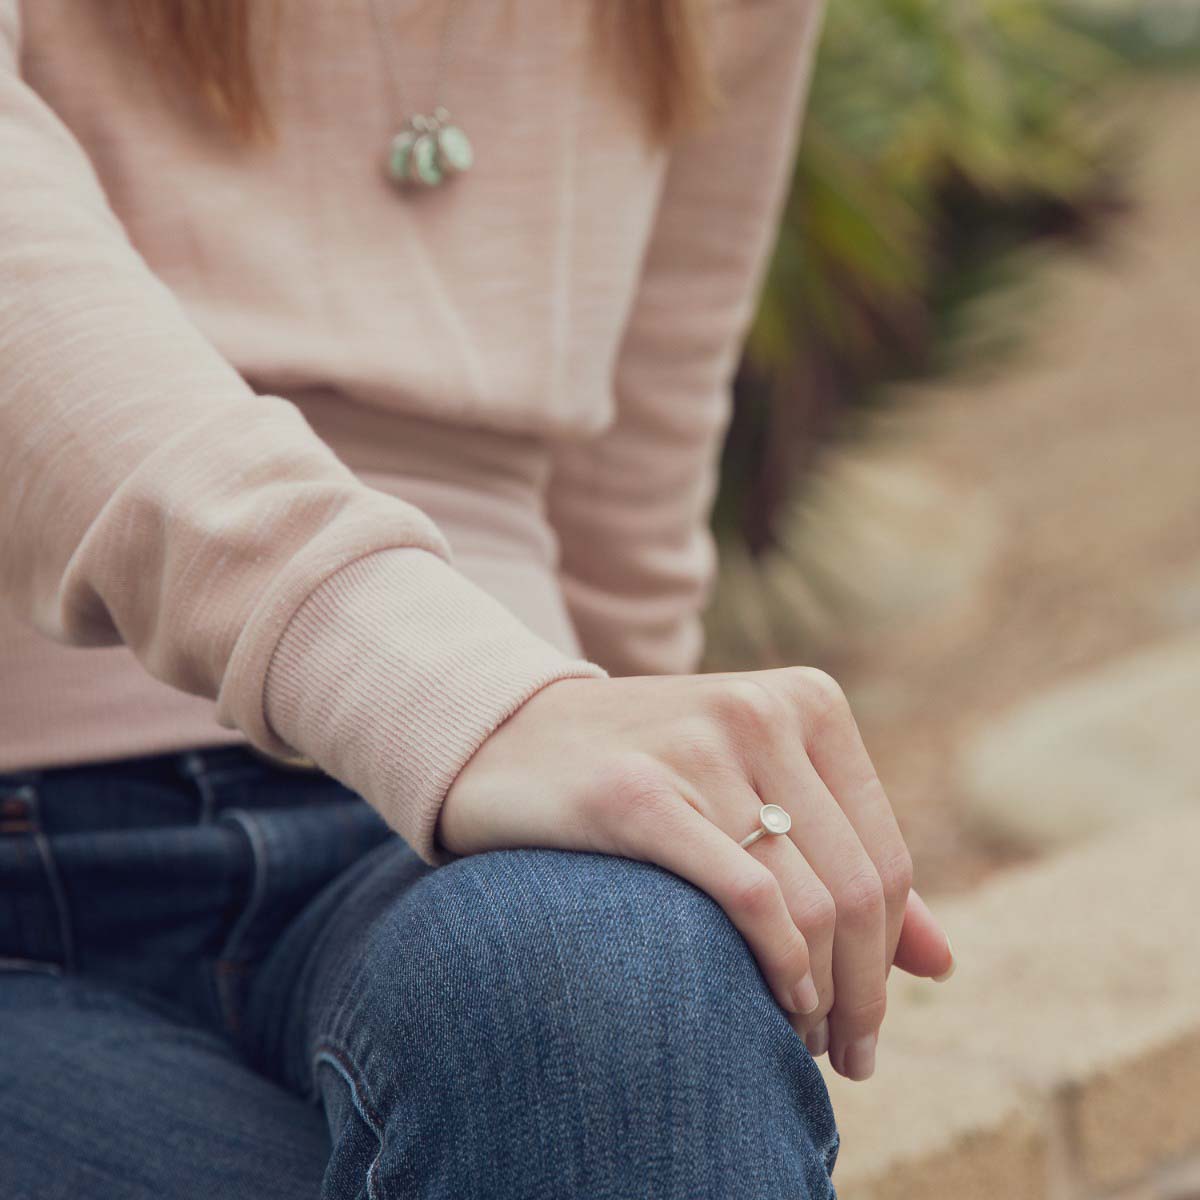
[894, 887, 956, 981]
[588, 671, 947, 1088]
[779, 667, 916, 979]
[738, 806, 836, 1035]
[609, 779, 818, 1020]
[751, 743, 889, 1081]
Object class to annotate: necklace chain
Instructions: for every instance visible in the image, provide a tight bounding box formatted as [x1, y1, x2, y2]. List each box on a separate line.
[367, 0, 463, 129]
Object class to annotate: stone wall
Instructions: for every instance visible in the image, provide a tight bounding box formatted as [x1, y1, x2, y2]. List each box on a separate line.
[822, 811, 1200, 1199]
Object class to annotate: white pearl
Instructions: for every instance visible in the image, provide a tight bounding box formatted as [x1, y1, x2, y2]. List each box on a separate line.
[760, 804, 792, 835]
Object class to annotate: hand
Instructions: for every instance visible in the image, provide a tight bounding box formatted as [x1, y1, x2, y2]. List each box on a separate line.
[438, 668, 954, 1081]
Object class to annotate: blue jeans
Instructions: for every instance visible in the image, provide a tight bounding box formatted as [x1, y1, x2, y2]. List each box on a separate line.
[0, 745, 839, 1198]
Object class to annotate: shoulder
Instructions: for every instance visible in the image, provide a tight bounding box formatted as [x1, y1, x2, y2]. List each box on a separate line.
[703, 0, 824, 82]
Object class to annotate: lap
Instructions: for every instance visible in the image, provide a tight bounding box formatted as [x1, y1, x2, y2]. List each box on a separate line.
[0, 970, 330, 1200]
[243, 842, 840, 1199]
[1, 743, 837, 1198]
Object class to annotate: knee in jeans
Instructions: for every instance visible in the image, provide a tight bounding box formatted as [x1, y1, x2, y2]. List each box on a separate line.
[325, 847, 839, 1193]
[369, 848, 810, 1076]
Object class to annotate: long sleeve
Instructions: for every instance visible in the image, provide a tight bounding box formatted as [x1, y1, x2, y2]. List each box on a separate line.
[545, 0, 825, 676]
[0, 4, 605, 863]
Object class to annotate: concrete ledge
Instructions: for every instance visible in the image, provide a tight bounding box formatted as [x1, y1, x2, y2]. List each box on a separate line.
[821, 810, 1200, 1200]
[960, 634, 1200, 851]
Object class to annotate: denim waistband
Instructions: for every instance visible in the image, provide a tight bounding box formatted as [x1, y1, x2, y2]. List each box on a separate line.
[0, 745, 355, 838]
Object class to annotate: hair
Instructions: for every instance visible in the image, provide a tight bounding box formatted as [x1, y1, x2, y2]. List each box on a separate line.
[124, 1, 718, 145]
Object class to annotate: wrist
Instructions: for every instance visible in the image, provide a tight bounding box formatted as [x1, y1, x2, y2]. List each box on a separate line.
[260, 546, 607, 864]
[436, 674, 602, 857]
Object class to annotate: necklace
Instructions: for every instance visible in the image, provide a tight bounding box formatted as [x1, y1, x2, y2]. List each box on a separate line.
[367, 0, 474, 192]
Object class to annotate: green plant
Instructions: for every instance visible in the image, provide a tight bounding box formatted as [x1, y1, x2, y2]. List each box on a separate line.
[703, 0, 1200, 670]
[717, 0, 1127, 554]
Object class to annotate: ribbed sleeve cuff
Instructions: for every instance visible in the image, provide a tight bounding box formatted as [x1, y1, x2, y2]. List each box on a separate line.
[258, 547, 608, 864]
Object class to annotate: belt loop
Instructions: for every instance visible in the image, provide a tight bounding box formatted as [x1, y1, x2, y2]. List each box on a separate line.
[179, 751, 218, 824]
[0, 782, 76, 971]
[0, 783, 38, 836]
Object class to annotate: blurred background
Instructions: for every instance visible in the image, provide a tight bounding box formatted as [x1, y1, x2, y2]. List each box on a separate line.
[705, 0, 1200, 895]
[705, 4, 1200, 1193]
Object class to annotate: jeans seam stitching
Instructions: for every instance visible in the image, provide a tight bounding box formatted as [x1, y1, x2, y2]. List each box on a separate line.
[313, 1042, 387, 1200]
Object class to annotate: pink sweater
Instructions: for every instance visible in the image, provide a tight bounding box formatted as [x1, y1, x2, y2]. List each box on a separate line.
[0, 0, 823, 863]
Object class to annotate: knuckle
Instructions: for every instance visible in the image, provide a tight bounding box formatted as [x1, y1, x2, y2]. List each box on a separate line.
[834, 864, 886, 927]
[838, 991, 888, 1032]
[780, 930, 813, 977]
[705, 678, 785, 742]
[729, 867, 782, 920]
[796, 665, 845, 702]
[790, 666, 849, 726]
[792, 887, 837, 938]
[876, 846, 915, 906]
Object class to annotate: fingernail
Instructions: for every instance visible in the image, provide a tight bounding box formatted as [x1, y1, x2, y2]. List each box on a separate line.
[843, 1033, 877, 1081]
[933, 934, 956, 983]
[805, 1018, 829, 1058]
[792, 972, 820, 1015]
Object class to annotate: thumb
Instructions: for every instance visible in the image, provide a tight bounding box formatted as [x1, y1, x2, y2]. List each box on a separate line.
[891, 887, 955, 981]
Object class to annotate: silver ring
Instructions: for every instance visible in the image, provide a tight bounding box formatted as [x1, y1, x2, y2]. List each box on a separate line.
[738, 803, 792, 849]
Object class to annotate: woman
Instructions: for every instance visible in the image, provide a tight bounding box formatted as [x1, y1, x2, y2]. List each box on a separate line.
[0, 1, 954, 1196]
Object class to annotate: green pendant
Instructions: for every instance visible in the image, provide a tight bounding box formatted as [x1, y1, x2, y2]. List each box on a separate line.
[437, 124, 473, 175]
[385, 112, 470, 193]
[387, 129, 417, 184]
[411, 132, 443, 187]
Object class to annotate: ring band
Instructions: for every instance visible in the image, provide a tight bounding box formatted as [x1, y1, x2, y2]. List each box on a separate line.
[739, 803, 793, 849]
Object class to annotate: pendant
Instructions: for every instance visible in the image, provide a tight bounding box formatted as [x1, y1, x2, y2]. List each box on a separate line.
[386, 108, 473, 192]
